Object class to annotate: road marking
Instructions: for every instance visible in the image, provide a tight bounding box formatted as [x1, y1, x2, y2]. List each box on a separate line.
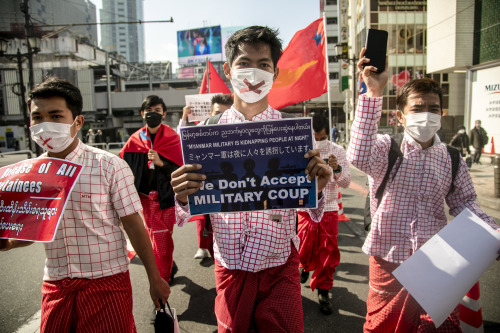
[15, 310, 40, 333]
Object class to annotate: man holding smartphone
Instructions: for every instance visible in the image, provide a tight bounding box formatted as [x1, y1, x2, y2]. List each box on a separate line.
[348, 49, 500, 331]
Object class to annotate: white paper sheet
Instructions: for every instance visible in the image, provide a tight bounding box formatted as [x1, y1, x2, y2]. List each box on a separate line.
[393, 208, 500, 328]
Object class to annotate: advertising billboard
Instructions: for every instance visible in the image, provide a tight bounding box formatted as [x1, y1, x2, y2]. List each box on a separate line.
[177, 25, 222, 65]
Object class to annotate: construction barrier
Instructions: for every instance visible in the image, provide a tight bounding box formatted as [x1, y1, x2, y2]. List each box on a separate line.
[337, 189, 350, 221]
[459, 282, 483, 332]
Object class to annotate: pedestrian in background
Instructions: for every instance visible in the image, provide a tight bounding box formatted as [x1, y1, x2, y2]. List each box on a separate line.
[348, 50, 500, 332]
[171, 26, 332, 333]
[450, 125, 470, 157]
[470, 119, 488, 164]
[1, 77, 170, 332]
[298, 115, 351, 315]
[121, 95, 183, 285]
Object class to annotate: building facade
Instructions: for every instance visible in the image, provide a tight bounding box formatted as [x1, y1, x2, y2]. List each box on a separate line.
[0, 0, 98, 46]
[427, 0, 500, 153]
[100, 0, 145, 63]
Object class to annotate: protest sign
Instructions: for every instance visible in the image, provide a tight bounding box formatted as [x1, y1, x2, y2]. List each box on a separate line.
[0, 158, 83, 242]
[180, 118, 316, 215]
[185, 93, 217, 122]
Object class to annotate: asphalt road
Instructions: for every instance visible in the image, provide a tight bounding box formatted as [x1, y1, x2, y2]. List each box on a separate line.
[0, 154, 499, 332]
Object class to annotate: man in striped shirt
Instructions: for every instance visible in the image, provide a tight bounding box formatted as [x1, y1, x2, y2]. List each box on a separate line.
[171, 26, 332, 332]
[348, 50, 500, 332]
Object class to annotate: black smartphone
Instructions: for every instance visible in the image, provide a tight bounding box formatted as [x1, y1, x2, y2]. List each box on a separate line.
[362, 29, 388, 73]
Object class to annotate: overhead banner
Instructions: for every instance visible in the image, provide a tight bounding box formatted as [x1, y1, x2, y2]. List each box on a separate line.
[0, 158, 83, 242]
[179, 118, 317, 215]
[177, 25, 222, 65]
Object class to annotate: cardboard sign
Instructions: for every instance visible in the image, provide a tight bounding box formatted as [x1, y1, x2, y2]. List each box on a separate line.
[180, 118, 317, 215]
[0, 158, 83, 242]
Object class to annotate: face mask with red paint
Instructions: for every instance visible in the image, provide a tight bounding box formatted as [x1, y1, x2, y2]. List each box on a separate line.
[30, 119, 77, 153]
[230, 68, 274, 104]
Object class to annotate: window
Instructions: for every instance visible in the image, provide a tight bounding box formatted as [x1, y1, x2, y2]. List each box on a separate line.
[327, 36, 338, 44]
[329, 72, 339, 79]
[326, 0, 337, 5]
[326, 17, 338, 25]
[328, 56, 338, 63]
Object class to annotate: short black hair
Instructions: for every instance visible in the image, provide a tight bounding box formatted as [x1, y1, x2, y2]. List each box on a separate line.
[141, 95, 167, 113]
[28, 76, 83, 119]
[396, 78, 443, 112]
[225, 26, 282, 68]
[211, 94, 233, 107]
[312, 115, 329, 135]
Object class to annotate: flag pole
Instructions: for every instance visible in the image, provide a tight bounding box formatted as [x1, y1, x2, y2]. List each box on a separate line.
[323, 13, 333, 142]
[206, 57, 210, 93]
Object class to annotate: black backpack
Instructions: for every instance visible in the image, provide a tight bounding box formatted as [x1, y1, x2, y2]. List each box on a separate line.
[363, 133, 461, 231]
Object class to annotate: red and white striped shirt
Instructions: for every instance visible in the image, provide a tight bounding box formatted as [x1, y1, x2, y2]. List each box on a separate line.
[347, 95, 498, 264]
[316, 140, 351, 212]
[42, 140, 142, 280]
[176, 105, 325, 272]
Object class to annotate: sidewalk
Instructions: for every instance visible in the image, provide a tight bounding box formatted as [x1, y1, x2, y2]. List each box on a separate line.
[470, 154, 500, 212]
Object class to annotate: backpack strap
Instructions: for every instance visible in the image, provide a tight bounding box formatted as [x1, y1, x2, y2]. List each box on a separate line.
[374, 137, 404, 208]
[204, 112, 224, 125]
[445, 145, 461, 195]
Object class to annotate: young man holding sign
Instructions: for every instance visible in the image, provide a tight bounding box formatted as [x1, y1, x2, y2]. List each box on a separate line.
[0, 77, 170, 332]
[171, 26, 332, 332]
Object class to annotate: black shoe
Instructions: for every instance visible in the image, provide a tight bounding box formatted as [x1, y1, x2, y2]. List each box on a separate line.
[318, 289, 333, 315]
[169, 261, 178, 285]
[299, 268, 309, 284]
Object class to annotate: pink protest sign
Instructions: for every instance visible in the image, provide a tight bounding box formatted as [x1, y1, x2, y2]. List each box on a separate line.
[0, 158, 83, 242]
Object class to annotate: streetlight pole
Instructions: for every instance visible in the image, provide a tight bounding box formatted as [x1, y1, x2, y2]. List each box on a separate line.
[335, 42, 358, 144]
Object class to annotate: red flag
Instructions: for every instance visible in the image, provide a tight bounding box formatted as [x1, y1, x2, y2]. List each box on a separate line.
[268, 18, 327, 110]
[199, 60, 231, 94]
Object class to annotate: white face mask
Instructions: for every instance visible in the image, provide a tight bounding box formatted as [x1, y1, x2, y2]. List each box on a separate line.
[315, 139, 329, 149]
[458, 129, 466, 134]
[230, 68, 274, 104]
[31, 120, 77, 153]
[401, 112, 441, 143]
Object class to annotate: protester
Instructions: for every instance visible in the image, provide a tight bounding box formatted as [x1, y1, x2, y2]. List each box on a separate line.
[177, 93, 233, 132]
[171, 26, 332, 332]
[0, 77, 170, 332]
[470, 119, 489, 164]
[450, 125, 471, 157]
[121, 95, 183, 285]
[298, 115, 351, 315]
[347, 50, 500, 332]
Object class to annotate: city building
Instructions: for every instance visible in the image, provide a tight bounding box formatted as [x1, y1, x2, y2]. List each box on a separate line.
[427, 0, 499, 153]
[0, 0, 98, 46]
[100, 0, 145, 63]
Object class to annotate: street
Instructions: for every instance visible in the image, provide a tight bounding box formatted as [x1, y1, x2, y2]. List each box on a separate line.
[0, 155, 499, 332]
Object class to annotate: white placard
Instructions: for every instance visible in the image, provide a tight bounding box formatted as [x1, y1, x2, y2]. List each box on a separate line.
[393, 208, 500, 328]
[185, 93, 217, 122]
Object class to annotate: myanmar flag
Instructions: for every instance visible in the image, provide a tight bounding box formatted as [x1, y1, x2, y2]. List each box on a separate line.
[199, 60, 231, 94]
[269, 18, 328, 110]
